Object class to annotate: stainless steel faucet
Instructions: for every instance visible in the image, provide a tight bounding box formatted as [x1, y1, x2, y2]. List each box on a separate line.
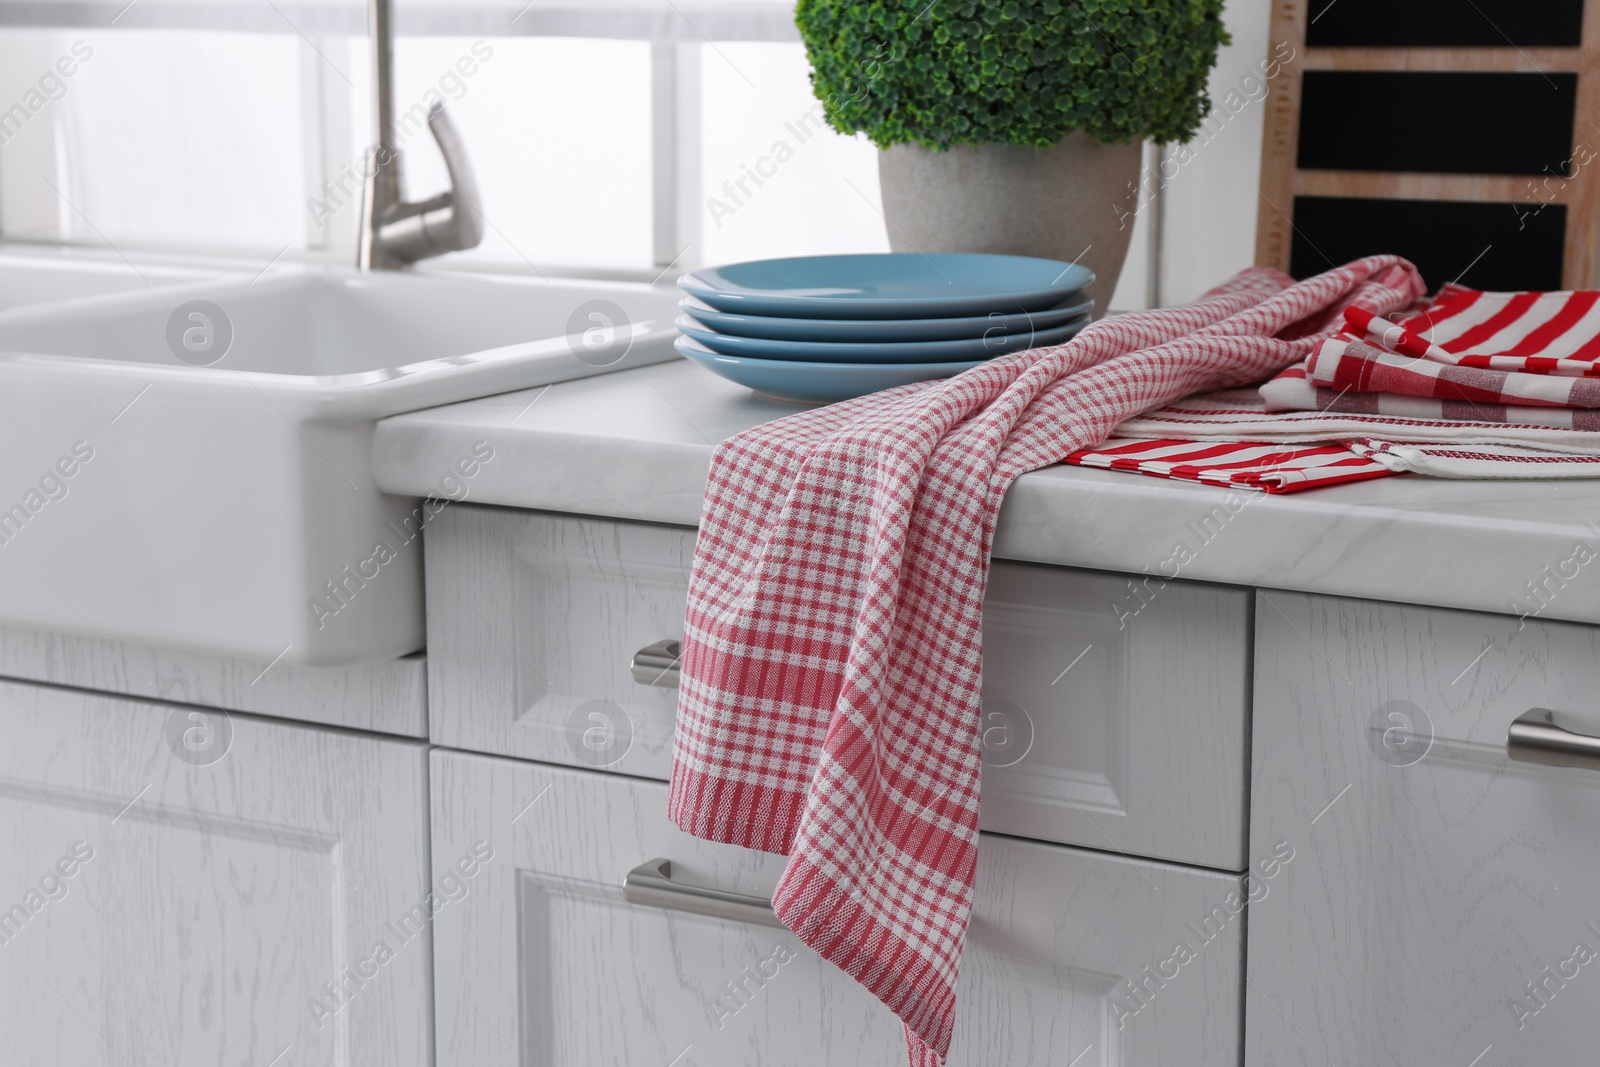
[357, 0, 485, 270]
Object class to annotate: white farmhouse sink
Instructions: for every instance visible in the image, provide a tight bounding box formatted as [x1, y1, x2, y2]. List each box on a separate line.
[0, 247, 227, 312]
[0, 267, 680, 666]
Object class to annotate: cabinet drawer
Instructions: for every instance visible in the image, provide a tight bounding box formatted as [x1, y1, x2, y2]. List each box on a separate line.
[1249, 593, 1600, 1066]
[425, 505, 696, 776]
[431, 750, 1245, 1067]
[426, 504, 1251, 870]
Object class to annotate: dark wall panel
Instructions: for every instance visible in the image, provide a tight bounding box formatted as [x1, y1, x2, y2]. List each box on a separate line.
[1305, 0, 1583, 47]
[1288, 196, 1567, 291]
[1298, 72, 1578, 176]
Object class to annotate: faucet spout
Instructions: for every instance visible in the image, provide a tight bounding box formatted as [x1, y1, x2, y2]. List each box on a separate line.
[358, 0, 484, 270]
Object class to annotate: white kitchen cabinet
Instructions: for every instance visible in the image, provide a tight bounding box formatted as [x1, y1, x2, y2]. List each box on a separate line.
[0, 679, 432, 1067]
[426, 505, 1252, 871]
[425, 505, 696, 778]
[1248, 592, 1600, 1066]
[979, 561, 1250, 870]
[431, 750, 1246, 1067]
[0, 622, 428, 735]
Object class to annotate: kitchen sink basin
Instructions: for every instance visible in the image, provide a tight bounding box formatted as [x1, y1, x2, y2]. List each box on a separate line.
[0, 267, 680, 666]
[0, 246, 226, 312]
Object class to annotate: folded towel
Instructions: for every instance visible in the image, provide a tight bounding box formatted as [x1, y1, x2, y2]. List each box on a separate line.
[668, 256, 1425, 1066]
[1117, 387, 1600, 479]
[1359, 284, 1600, 375]
[1262, 363, 1600, 431]
[1064, 437, 1395, 492]
[1307, 336, 1600, 408]
[1257, 283, 1600, 430]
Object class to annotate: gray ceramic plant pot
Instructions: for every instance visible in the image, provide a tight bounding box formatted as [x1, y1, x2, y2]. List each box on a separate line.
[877, 132, 1143, 314]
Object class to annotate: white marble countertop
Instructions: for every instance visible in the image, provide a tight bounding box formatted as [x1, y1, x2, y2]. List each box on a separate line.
[374, 360, 1600, 625]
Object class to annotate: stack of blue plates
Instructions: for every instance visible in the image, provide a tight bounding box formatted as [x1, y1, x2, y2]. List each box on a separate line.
[675, 253, 1095, 404]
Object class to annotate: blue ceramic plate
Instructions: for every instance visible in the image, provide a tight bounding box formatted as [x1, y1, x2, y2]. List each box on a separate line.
[675, 313, 1089, 364]
[679, 253, 1096, 319]
[675, 335, 982, 404]
[679, 294, 1094, 342]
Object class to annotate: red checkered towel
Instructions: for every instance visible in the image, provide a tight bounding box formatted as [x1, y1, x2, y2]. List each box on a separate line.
[668, 256, 1425, 1065]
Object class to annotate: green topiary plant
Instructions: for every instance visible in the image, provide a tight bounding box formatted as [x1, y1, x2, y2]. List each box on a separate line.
[795, 0, 1229, 149]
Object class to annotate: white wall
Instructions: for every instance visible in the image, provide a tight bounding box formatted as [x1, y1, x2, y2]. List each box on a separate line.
[1156, 0, 1272, 304]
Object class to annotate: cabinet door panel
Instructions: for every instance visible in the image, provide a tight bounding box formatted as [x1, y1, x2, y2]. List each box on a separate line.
[1248, 592, 1600, 1066]
[425, 505, 694, 778]
[431, 750, 1244, 1067]
[978, 561, 1250, 870]
[0, 680, 430, 1067]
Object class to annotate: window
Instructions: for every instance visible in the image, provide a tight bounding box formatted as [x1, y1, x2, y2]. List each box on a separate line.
[0, 28, 307, 249]
[0, 0, 1173, 309]
[387, 36, 657, 270]
[698, 41, 886, 265]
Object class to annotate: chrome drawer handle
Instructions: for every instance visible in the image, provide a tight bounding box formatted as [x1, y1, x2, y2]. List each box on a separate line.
[1507, 708, 1600, 771]
[630, 639, 681, 688]
[622, 858, 784, 928]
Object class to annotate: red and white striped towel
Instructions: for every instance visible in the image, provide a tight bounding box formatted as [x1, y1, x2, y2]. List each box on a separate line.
[668, 256, 1426, 1066]
[1373, 284, 1600, 374]
[1261, 284, 1600, 425]
[1063, 285, 1600, 495]
[1064, 437, 1394, 492]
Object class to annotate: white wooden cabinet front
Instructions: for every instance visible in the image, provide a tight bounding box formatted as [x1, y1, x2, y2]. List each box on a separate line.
[431, 750, 1246, 1067]
[0, 625, 428, 735]
[0, 679, 432, 1067]
[426, 505, 695, 778]
[1248, 592, 1600, 1066]
[425, 505, 1252, 871]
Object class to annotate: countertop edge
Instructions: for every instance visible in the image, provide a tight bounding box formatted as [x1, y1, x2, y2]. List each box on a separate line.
[373, 372, 1600, 629]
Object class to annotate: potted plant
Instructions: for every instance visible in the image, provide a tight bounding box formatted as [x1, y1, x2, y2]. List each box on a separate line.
[796, 0, 1229, 311]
